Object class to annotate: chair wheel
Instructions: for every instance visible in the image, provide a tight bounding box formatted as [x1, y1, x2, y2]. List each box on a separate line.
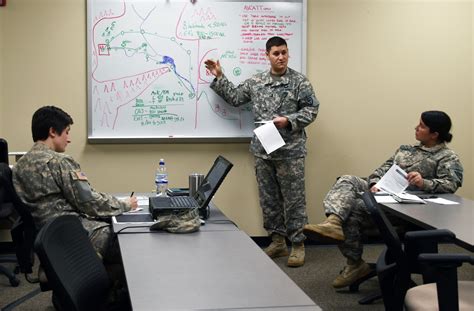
[9, 277, 20, 287]
[349, 283, 360, 292]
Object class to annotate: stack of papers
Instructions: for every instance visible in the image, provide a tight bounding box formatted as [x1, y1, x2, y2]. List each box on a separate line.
[391, 192, 426, 204]
[374, 165, 426, 204]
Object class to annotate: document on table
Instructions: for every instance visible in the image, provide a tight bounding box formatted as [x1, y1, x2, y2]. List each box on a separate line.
[425, 198, 460, 205]
[253, 121, 285, 154]
[374, 195, 398, 204]
[375, 164, 426, 204]
[392, 192, 426, 204]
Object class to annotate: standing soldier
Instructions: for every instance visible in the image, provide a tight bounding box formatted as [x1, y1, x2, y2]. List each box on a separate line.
[205, 36, 319, 267]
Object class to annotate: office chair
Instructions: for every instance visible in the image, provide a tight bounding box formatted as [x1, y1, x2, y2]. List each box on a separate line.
[34, 215, 110, 311]
[0, 162, 37, 277]
[0, 138, 8, 165]
[404, 254, 474, 311]
[348, 203, 413, 304]
[361, 191, 456, 311]
[0, 161, 20, 287]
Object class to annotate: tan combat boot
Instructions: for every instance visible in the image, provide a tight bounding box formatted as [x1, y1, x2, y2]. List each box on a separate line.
[287, 242, 305, 267]
[332, 260, 373, 289]
[303, 214, 345, 242]
[264, 234, 289, 258]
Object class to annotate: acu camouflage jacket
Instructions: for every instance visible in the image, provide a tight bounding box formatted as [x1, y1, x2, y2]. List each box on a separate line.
[211, 67, 319, 160]
[13, 142, 130, 234]
[368, 143, 463, 193]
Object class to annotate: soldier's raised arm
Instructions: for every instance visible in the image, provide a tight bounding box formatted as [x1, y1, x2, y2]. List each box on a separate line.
[204, 59, 223, 79]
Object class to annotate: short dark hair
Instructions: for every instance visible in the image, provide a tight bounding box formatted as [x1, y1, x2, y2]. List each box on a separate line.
[421, 110, 453, 143]
[32, 106, 74, 142]
[266, 36, 287, 52]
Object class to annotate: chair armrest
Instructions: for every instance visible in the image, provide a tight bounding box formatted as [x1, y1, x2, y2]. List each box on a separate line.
[404, 229, 455, 259]
[418, 253, 474, 267]
[416, 253, 474, 311]
[404, 229, 456, 281]
[405, 229, 455, 242]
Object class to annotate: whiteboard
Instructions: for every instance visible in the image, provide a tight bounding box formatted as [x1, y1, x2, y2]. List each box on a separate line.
[87, 0, 307, 143]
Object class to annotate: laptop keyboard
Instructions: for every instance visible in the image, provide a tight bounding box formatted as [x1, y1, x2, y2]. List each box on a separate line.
[171, 196, 197, 207]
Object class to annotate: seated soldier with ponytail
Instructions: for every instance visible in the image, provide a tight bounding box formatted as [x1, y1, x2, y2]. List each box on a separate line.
[304, 110, 464, 289]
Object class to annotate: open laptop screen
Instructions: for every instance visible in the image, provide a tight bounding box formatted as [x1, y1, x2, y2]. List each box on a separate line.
[196, 156, 233, 207]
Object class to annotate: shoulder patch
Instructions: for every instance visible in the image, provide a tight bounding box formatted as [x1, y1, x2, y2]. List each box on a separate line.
[75, 171, 88, 181]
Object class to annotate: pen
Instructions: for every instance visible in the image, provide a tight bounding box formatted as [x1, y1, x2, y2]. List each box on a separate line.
[130, 191, 134, 197]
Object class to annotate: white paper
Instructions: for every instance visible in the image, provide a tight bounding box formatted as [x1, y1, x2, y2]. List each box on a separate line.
[425, 198, 460, 205]
[375, 164, 409, 195]
[253, 122, 285, 154]
[374, 196, 398, 204]
[393, 192, 426, 204]
[125, 207, 144, 213]
[115, 195, 149, 207]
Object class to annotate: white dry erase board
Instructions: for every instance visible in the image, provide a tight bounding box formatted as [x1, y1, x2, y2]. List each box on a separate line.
[87, 0, 307, 143]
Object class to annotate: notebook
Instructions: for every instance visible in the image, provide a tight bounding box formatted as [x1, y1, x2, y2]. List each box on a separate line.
[149, 155, 233, 219]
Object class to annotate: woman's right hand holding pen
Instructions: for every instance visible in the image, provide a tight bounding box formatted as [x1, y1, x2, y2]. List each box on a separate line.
[127, 196, 138, 210]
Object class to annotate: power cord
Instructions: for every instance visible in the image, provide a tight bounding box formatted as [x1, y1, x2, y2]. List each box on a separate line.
[205, 219, 238, 227]
[116, 225, 153, 234]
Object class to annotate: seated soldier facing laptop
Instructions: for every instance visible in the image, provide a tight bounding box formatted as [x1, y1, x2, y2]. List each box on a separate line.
[13, 106, 138, 301]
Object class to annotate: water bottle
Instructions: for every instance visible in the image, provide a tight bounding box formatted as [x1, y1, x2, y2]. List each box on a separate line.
[155, 159, 168, 196]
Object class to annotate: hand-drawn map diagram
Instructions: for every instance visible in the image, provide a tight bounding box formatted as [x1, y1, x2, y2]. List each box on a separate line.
[88, 0, 304, 140]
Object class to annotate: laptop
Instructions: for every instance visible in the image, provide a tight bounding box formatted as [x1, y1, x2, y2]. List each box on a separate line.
[149, 155, 233, 219]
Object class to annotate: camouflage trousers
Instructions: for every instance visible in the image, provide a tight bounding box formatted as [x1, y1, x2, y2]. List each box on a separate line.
[90, 225, 127, 303]
[323, 175, 373, 262]
[89, 225, 122, 265]
[255, 157, 307, 243]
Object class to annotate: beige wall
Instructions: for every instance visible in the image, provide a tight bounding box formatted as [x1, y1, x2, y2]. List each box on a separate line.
[0, 5, 3, 134]
[1, 0, 472, 236]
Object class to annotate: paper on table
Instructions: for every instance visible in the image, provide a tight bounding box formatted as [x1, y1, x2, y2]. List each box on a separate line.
[125, 207, 144, 213]
[425, 198, 460, 205]
[253, 121, 285, 154]
[393, 192, 426, 204]
[116, 195, 148, 207]
[374, 196, 398, 204]
[375, 164, 409, 195]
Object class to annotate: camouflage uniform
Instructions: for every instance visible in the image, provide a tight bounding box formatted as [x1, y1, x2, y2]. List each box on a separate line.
[211, 68, 319, 242]
[153, 208, 201, 233]
[323, 143, 463, 262]
[13, 142, 131, 263]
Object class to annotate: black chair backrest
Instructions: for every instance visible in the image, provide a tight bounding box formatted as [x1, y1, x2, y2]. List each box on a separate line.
[0, 163, 33, 224]
[362, 191, 405, 264]
[362, 191, 411, 311]
[0, 163, 36, 274]
[34, 215, 109, 311]
[0, 138, 8, 165]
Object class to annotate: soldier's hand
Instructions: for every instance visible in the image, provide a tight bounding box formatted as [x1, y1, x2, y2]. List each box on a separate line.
[370, 185, 380, 193]
[407, 171, 424, 189]
[128, 196, 139, 210]
[204, 59, 223, 78]
[273, 116, 289, 129]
